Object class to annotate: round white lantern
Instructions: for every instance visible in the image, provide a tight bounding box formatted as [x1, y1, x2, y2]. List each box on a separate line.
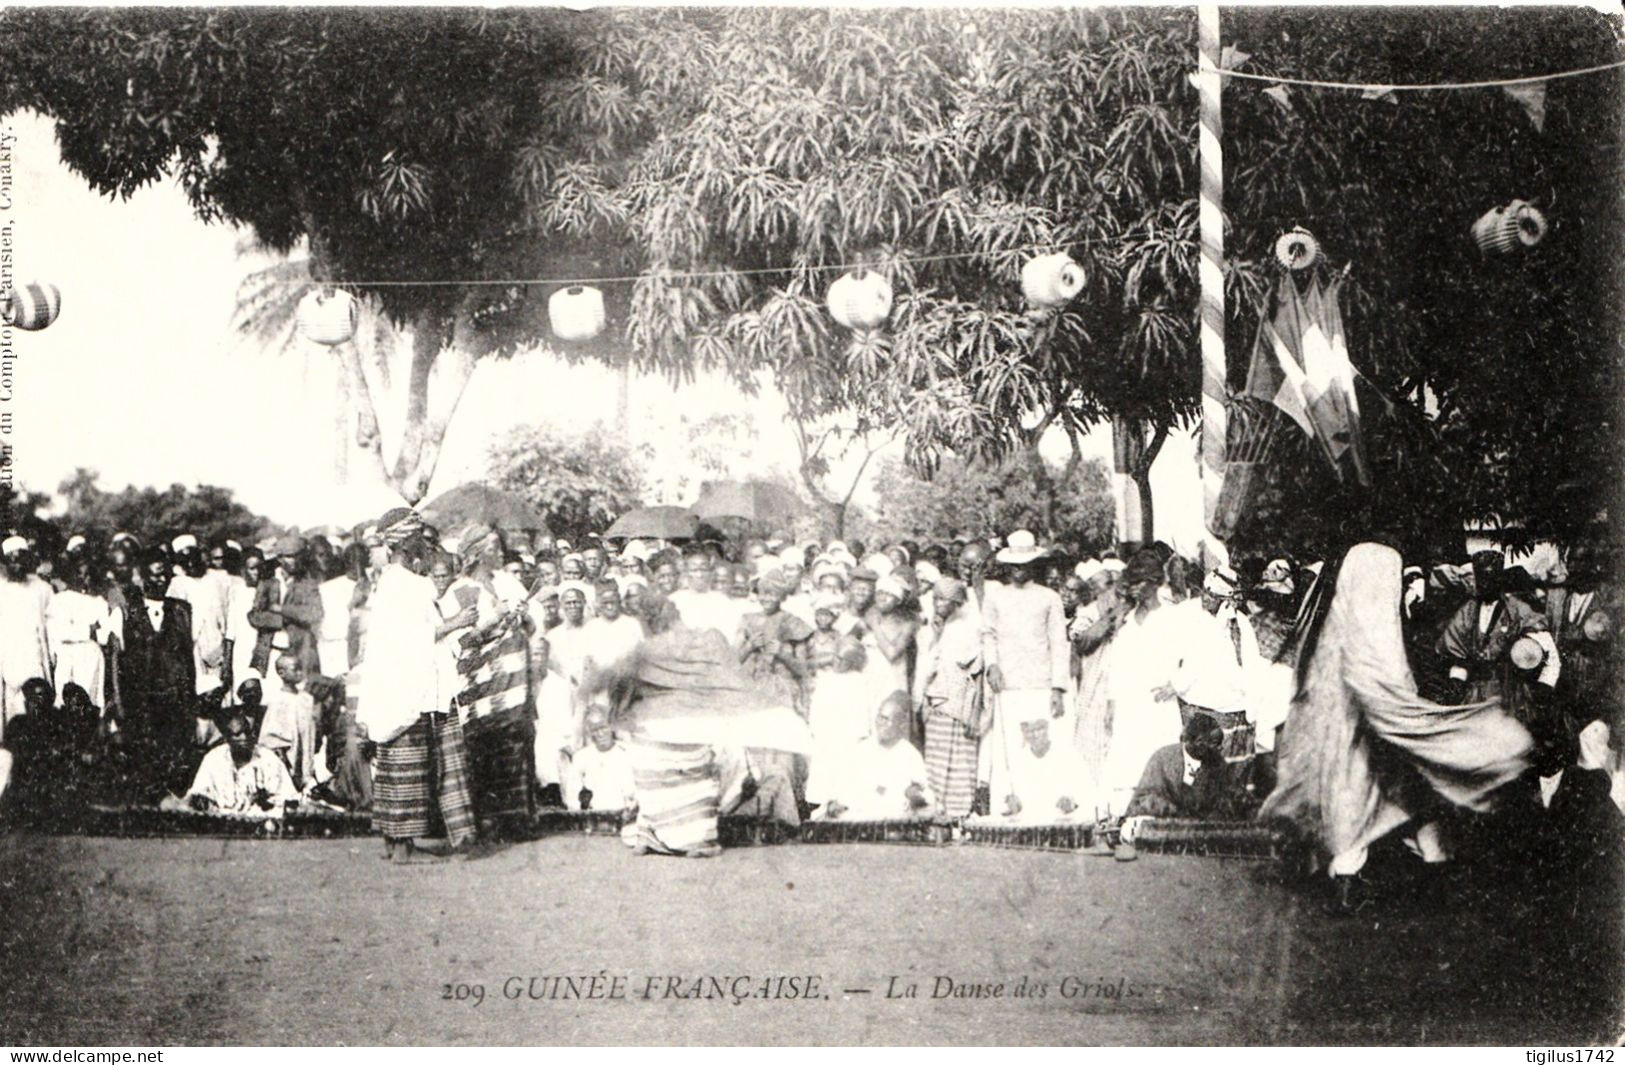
[826, 270, 893, 332]
[1505, 200, 1547, 248]
[1473, 201, 1546, 255]
[296, 289, 358, 345]
[4, 281, 61, 332]
[1274, 227, 1320, 271]
[549, 285, 606, 341]
[1020, 253, 1086, 308]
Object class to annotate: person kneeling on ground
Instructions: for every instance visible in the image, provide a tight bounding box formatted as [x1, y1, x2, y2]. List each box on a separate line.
[818, 691, 934, 821]
[173, 711, 300, 815]
[1125, 714, 1255, 819]
[566, 707, 637, 813]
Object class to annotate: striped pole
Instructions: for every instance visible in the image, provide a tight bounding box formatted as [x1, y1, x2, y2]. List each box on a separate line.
[1197, 5, 1227, 549]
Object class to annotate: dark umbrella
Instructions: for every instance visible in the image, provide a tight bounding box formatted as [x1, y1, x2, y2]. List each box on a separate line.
[420, 483, 549, 533]
[690, 479, 805, 529]
[603, 505, 702, 541]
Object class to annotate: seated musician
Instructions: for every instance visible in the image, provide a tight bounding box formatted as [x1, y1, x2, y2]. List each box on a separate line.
[818, 691, 934, 821]
[181, 711, 299, 814]
[1125, 714, 1255, 819]
[1001, 716, 1088, 823]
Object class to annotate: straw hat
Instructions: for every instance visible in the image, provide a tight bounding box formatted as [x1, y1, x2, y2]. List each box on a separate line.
[995, 530, 1047, 565]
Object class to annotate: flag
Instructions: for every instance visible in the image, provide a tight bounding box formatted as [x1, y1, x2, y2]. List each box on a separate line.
[1263, 85, 1293, 111]
[1298, 279, 1370, 486]
[1360, 86, 1397, 105]
[1321, 278, 1371, 485]
[1243, 277, 1313, 435]
[1502, 82, 1547, 133]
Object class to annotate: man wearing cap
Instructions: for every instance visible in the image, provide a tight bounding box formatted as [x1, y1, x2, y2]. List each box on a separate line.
[0, 536, 51, 741]
[166, 534, 231, 713]
[1165, 567, 1260, 765]
[980, 531, 1070, 818]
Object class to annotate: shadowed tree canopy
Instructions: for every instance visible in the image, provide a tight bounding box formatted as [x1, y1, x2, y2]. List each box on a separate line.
[1221, 7, 1624, 554]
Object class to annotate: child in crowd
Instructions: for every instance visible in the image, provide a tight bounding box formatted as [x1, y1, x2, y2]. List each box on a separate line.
[259, 653, 320, 791]
[565, 706, 636, 813]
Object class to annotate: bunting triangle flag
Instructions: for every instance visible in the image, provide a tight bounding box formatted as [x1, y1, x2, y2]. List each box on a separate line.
[1360, 86, 1398, 104]
[1263, 84, 1293, 111]
[1219, 44, 1251, 71]
[1502, 82, 1547, 132]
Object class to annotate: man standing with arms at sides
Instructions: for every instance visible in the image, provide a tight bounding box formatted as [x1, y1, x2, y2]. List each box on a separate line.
[980, 531, 1070, 818]
[119, 546, 197, 796]
[0, 536, 51, 743]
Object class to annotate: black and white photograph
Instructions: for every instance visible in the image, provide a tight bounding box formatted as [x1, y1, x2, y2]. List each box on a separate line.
[0, 2, 1620, 1048]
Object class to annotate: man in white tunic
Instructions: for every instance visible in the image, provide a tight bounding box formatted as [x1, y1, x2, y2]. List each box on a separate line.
[1098, 550, 1188, 816]
[0, 537, 52, 741]
[980, 531, 1069, 817]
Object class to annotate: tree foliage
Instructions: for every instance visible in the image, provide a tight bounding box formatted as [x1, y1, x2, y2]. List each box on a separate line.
[485, 426, 647, 545]
[28, 469, 279, 550]
[865, 451, 1115, 551]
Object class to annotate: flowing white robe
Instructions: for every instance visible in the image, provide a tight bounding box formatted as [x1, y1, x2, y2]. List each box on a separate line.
[0, 577, 51, 735]
[355, 563, 441, 744]
[1098, 604, 1186, 815]
[317, 575, 357, 678]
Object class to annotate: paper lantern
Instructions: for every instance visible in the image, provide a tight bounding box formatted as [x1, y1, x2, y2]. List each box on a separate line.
[296, 289, 358, 345]
[1274, 227, 1320, 271]
[1020, 253, 1086, 308]
[4, 281, 61, 332]
[1506, 200, 1547, 247]
[549, 285, 606, 341]
[1583, 609, 1611, 643]
[826, 270, 893, 332]
[1473, 201, 1547, 255]
[1508, 635, 1546, 673]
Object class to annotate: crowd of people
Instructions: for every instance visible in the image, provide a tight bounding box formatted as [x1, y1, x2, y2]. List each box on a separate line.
[0, 507, 1618, 889]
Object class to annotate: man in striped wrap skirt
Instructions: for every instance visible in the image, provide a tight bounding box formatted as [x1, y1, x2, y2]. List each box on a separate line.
[355, 512, 477, 861]
[913, 577, 988, 817]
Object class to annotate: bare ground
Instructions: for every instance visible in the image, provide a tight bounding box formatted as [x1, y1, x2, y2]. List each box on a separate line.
[0, 831, 1619, 1046]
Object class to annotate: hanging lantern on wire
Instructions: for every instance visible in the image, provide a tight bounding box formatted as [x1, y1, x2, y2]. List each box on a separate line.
[3, 281, 61, 332]
[549, 284, 606, 341]
[1473, 200, 1547, 255]
[1020, 252, 1086, 309]
[1274, 227, 1320, 271]
[296, 288, 358, 345]
[826, 269, 893, 332]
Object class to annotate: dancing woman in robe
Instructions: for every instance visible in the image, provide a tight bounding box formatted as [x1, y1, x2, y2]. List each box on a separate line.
[1261, 543, 1533, 901]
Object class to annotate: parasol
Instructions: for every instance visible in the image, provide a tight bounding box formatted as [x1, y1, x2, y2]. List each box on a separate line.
[603, 505, 702, 541]
[690, 479, 805, 528]
[420, 483, 549, 533]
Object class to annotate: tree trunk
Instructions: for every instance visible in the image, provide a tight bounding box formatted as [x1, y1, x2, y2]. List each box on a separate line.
[340, 335, 392, 489]
[1131, 420, 1170, 547]
[398, 345, 480, 505]
[616, 354, 631, 438]
[389, 313, 444, 501]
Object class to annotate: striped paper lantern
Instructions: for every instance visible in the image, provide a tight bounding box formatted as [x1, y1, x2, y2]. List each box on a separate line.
[1473, 201, 1547, 255]
[4, 281, 61, 331]
[1020, 252, 1086, 308]
[548, 285, 606, 341]
[296, 289, 358, 345]
[826, 270, 892, 332]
